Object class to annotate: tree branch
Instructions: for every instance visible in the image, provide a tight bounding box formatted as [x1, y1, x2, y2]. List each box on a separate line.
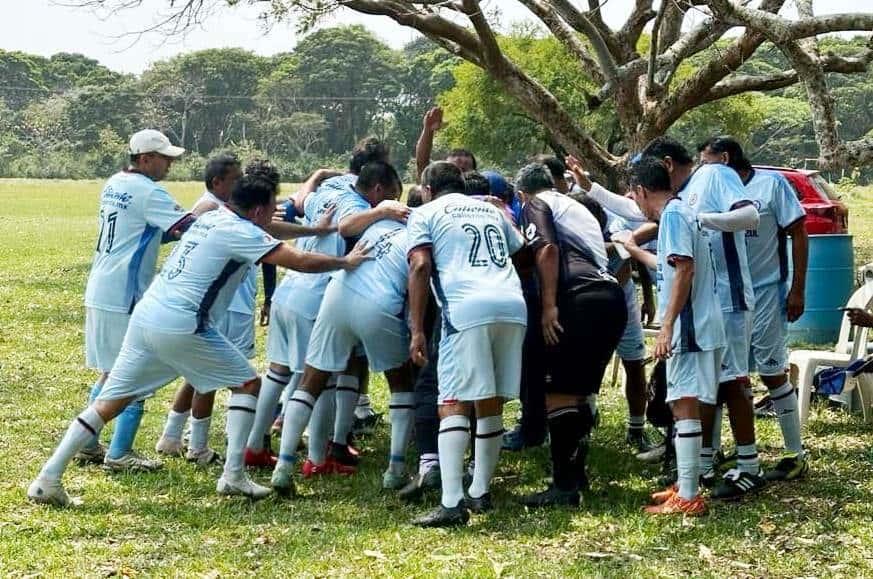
[548, 0, 621, 83]
[617, 0, 656, 60]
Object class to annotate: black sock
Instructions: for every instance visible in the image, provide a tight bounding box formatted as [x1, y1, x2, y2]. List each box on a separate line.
[547, 406, 583, 492]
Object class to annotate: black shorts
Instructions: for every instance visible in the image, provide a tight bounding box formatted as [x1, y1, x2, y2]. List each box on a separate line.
[544, 281, 627, 396]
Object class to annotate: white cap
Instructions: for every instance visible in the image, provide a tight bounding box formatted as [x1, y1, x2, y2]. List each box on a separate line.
[128, 129, 185, 158]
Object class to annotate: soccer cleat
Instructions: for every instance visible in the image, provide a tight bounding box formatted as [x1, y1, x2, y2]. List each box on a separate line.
[650, 484, 677, 505]
[644, 493, 707, 516]
[713, 469, 766, 500]
[520, 485, 580, 508]
[103, 451, 162, 472]
[764, 453, 809, 481]
[155, 435, 184, 457]
[328, 443, 360, 469]
[352, 410, 382, 437]
[243, 447, 277, 469]
[754, 395, 777, 419]
[465, 492, 493, 514]
[411, 501, 470, 528]
[271, 465, 296, 497]
[398, 467, 441, 502]
[699, 468, 717, 489]
[216, 474, 271, 500]
[502, 426, 525, 452]
[27, 478, 71, 507]
[636, 444, 666, 463]
[186, 448, 224, 467]
[626, 429, 657, 454]
[301, 459, 333, 478]
[74, 443, 107, 465]
[713, 449, 738, 472]
[382, 470, 409, 491]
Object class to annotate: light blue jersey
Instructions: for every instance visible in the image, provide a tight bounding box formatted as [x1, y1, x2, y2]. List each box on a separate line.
[332, 219, 409, 316]
[407, 193, 526, 333]
[84, 171, 190, 314]
[741, 169, 805, 289]
[132, 206, 281, 334]
[657, 198, 726, 353]
[680, 163, 755, 313]
[276, 178, 370, 319]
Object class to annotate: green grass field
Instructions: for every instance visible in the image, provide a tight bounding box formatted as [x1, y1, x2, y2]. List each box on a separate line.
[1, 178, 873, 577]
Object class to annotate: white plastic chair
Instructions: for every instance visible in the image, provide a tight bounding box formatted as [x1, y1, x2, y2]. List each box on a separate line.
[788, 282, 873, 426]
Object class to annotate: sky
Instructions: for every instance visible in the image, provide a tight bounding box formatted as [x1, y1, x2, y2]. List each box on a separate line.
[0, 0, 866, 74]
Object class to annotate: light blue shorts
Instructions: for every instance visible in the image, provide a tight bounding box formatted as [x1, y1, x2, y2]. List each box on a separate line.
[216, 311, 256, 360]
[720, 310, 753, 383]
[616, 280, 645, 362]
[437, 322, 525, 404]
[85, 307, 130, 372]
[98, 324, 256, 401]
[667, 348, 724, 405]
[307, 282, 408, 373]
[266, 299, 316, 372]
[749, 283, 788, 377]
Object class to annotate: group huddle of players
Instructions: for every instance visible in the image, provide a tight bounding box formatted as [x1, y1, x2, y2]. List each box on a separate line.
[27, 115, 811, 527]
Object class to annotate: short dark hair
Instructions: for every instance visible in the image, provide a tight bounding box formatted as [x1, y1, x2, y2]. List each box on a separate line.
[446, 148, 477, 170]
[231, 174, 277, 211]
[244, 158, 280, 189]
[698, 136, 753, 172]
[406, 186, 424, 208]
[350, 137, 390, 175]
[463, 171, 490, 197]
[577, 195, 607, 231]
[640, 136, 693, 166]
[515, 163, 555, 194]
[356, 161, 401, 194]
[204, 152, 240, 191]
[629, 156, 673, 192]
[424, 161, 465, 197]
[533, 154, 566, 182]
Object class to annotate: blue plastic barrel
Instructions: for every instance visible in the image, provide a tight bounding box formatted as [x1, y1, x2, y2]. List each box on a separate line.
[788, 234, 855, 345]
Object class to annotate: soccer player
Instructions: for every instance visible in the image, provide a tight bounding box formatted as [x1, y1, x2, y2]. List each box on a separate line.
[27, 174, 372, 507]
[620, 157, 726, 516]
[407, 161, 527, 527]
[415, 106, 478, 181]
[80, 129, 191, 471]
[698, 136, 810, 485]
[514, 163, 627, 507]
[270, 161, 414, 495]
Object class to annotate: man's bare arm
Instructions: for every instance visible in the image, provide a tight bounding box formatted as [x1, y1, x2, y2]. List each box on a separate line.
[261, 240, 370, 273]
[407, 247, 433, 366]
[415, 107, 442, 183]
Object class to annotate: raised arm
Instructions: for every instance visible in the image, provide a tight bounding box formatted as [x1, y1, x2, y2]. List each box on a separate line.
[415, 107, 442, 183]
[407, 247, 433, 367]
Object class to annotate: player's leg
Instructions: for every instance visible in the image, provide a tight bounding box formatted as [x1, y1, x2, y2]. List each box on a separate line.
[305, 374, 336, 475]
[383, 363, 415, 489]
[617, 280, 654, 453]
[155, 382, 195, 456]
[187, 390, 220, 465]
[328, 355, 367, 470]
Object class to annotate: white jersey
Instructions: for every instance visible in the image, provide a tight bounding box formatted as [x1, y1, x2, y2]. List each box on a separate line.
[741, 169, 805, 289]
[657, 198, 725, 353]
[192, 190, 258, 316]
[84, 171, 191, 314]
[275, 179, 370, 320]
[332, 219, 409, 316]
[680, 163, 755, 313]
[131, 206, 281, 334]
[407, 192, 526, 333]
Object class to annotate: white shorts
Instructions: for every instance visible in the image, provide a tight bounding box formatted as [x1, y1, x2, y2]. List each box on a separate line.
[616, 280, 645, 362]
[307, 283, 409, 373]
[666, 348, 724, 405]
[97, 324, 256, 401]
[85, 307, 130, 372]
[437, 322, 525, 404]
[266, 299, 315, 372]
[749, 283, 788, 377]
[216, 311, 256, 360]
[720, 311, 753, 383]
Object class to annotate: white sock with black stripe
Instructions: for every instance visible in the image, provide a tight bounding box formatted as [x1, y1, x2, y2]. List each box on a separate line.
[223, 393, 258, 480]
[736, 443, 760, 475]
[388, 392, 415, 475]
[438, 414, 470, 509]
[770, 381, 804, 456]
[307, 377, 337, 465]
[41, 406, 106, 481]
[332, 374, 359, 446]
[675, 418, 702, 500]
[277, 390, 316, 469]
[468, 415, 504, 499]
[245, 369, 291, 450]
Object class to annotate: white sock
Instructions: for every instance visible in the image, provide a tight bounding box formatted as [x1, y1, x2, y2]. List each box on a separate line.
[332, 374, 359, 445]
[388, 392, 415, 475]
[277, 389, 316, 469]
[586, 394, 598, 422]
[189, 416, 212, 453]
[711, 404, 723, 453]
[307, 378, 337, 465]
[675, 418, 702, 501]
[40, 406, 105, 481]
[736, 443, 760, 475]
[468, 415, 504, 499]
[700, 446, 714, 473]
[438, 414, 470, 509]
[223, 393, 257, 479]
[627, 414, 645, 433]
[162, 409, 190, 442]
[245, 370, 290, 450]
[355, 393, 373, 420]
[770, 381, 804, 456]
[419, 453, 439, 475]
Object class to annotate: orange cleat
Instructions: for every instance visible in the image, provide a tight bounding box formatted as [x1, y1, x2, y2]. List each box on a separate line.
[650, 484, 678, 505]
[644, 493, 707, 516]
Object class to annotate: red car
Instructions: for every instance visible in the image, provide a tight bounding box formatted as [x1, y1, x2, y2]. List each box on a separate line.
[754, 165, 849, 234]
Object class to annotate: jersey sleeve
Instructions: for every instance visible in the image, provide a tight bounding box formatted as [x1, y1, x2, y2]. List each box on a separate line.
[406, 208, 432, 254]
[661, 208, 694, 265]
[336, 191, 371, 223]
[773, 174, 806, 229]
[229, 223, 284, 265]
[522, 196, 558, 253]
[146, 187, 192, 231]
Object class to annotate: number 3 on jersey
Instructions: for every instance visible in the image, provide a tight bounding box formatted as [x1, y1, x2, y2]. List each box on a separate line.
[463, 223, 507, 268]
[165, 240, 199, 280]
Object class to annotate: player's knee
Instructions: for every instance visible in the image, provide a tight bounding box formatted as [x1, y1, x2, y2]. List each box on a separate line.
[239, 376, 261, 397]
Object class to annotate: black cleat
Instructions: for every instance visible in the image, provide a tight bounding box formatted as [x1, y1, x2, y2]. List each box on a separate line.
[328, 442, 360, 468]
[352, 411, 382, 437]
[465, 492, 493, 513]
[764, 453, 809, 481]
[699, 468, 717, 489]
[398, 467, 441, 502]
[713, 469, 766, 500]
[412, 501, 470, 528]
[626, 429, 657, 454]
[520, 485, 580, 508]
